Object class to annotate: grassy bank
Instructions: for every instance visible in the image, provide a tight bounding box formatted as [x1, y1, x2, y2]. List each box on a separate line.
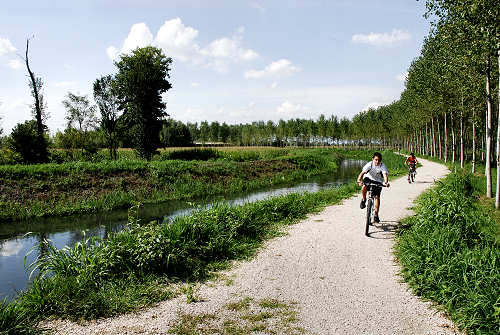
[395, 172, 500, 334]
[0, 149, 406, 333]
[0, 148, 346, 222]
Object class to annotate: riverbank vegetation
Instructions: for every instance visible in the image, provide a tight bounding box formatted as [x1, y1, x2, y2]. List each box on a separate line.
[395, 170, 500, 335]
[0, 150, 405, 333]
[0, 147, 353, 222]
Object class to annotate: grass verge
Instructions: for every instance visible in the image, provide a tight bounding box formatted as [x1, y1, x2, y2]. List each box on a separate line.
[395, 172, 500, 335]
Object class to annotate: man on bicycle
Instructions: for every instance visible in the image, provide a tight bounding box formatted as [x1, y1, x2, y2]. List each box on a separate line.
[357, 152, 390, 223]
[405, 153, 418, 182]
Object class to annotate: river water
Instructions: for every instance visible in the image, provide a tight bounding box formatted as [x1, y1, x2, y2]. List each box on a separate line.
[0, 159, 365, 301]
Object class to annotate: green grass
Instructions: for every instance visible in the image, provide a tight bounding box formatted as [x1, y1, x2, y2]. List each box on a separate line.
[0, 148, 408, 333]
[395, 172, 500, 335]
[0, 148, 346, 221]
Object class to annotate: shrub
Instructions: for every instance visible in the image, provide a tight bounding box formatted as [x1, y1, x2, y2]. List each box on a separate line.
[7, 120, 48, 164]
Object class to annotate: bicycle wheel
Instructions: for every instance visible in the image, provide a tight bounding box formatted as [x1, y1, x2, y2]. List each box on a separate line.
[408, 170, 412, 184]
[411, 171, 415, 183]
[365, 198, 373, 236]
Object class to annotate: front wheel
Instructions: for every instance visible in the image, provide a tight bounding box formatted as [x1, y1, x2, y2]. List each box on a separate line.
[411, 171, 415, 183]
[365, 198, 373, 236]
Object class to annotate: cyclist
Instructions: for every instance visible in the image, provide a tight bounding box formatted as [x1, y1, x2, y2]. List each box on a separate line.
[405, 153, 418, 182]
[357, 152, 390, 223]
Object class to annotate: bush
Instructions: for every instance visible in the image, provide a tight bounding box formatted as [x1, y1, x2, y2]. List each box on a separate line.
[159, 148, 220, 161]
[7, 120, 48, 164]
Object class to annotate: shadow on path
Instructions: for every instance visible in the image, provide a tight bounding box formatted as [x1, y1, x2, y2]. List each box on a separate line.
[368, 220, 400, 239]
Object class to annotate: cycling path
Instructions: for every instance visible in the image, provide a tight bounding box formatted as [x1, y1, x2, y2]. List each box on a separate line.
[48, 158, 460, 334]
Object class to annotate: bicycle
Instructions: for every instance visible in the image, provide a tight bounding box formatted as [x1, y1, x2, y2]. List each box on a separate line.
[363, 181, 386, 236]
[407, 163, 416, 183]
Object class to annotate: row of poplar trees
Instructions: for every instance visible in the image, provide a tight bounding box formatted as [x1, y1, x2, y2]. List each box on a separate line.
[350, 0, 500, 206]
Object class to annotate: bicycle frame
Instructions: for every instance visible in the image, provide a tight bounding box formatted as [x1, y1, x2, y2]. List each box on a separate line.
[363, 181, 385, 236]
[408, 163, 416, 183]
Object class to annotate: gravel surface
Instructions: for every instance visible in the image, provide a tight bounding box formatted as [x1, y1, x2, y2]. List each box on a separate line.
[46, 157, 461, 334]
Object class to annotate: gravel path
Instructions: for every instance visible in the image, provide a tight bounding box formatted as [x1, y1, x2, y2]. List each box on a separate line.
[47, 157, 460, 334]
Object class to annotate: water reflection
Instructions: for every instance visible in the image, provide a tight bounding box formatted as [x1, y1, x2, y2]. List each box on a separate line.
[0, 159, 365, 300]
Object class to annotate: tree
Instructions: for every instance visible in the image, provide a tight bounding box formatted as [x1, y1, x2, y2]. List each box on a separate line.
[113, 46, 173, 160]
[22, 38, 49, 162]
[93, 75, 120, 159]
[7, 120, 47, 164]
[159, 119, 192, 147]
[63, 92, 97, 132]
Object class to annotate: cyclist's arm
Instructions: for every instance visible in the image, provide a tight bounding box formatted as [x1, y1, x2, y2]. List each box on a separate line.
[357, 171, 366, 185]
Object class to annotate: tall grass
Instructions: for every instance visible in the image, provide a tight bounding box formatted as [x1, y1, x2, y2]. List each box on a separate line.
[8, 182, 358, 324]
[395, 172, 500, 334]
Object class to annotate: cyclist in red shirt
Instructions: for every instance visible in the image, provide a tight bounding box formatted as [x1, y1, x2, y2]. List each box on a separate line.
[405, 153, 418, 182]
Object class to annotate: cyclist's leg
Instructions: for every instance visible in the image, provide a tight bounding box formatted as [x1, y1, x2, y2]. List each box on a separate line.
[374, 194, 380, 216]
[361, 184, 367, 200]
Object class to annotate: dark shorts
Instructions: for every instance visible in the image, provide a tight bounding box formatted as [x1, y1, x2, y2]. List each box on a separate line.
[363, 177, 382, 197]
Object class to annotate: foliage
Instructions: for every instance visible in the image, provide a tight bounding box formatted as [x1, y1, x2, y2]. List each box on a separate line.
[113, 46, 173, 160]
[62, 92, 98, 132]
[6, 120, 49, 164]
[159, 119, 193, 147]
[395, 172, 500, 334]
[160, 148, 220, 161]
[94, 75, 120, 160]
[11, 182, 359, 322]
[0, 298, 40, 335]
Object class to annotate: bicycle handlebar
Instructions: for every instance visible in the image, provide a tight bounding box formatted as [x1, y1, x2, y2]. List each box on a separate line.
[362, 181, 387, 187]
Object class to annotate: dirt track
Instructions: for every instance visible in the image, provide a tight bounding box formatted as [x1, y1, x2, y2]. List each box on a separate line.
[47, 157, 460, 334]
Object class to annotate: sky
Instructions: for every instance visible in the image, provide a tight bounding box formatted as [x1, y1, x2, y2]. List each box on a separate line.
[0, 0, 431, 135]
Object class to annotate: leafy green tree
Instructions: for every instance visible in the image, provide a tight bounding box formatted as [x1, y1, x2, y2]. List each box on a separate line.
[93, 75, 120, 159]
[7, 120, 48, 164]
[63, 92, 97, 132]
[159, 119, 192, 147]
[113, 46, 173, 160]
[199, 121, 209, 145]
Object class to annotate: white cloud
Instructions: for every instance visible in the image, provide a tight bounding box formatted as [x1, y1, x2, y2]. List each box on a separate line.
[154, 18, 201, 62]
[276, 101, 302, 117]
[7, 59, 23, 69]
[352, 29, 411, 47]
[249, 2, 266, 12]
[362, 102, 385, 111]
[245, 59, 300, 79]
[0, 239, 24, 257]
[63, 63, 74, 71]
[396, 72, 408, 82]
[107, 19, 258, 73]
[270, 82, 278, 89]
[191, 82, 200, 87]
[54, 81, 77, 88]
[106, 23, 153, 61]
[122, 23, 154, 53]
[0, 37, 16, 56]
[106, 46, 120, 60]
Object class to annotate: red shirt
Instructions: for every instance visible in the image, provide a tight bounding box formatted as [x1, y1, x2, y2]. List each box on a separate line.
[407, 156, 417, 165]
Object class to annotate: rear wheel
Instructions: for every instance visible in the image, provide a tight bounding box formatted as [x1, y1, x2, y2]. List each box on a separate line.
[365, 198, 373, 236]
[411, 171, 415, 182]
[408, 170, 412, 184]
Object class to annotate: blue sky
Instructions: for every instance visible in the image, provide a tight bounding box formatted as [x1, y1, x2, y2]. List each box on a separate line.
[0, 0, 430, 134]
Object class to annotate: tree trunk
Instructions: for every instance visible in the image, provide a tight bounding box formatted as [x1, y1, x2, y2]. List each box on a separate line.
[451, 111, 456, 163]
[431, 117, 436, 157]
[437, 116, 442, 160]
[444, 112, 448, 162]
[496, 46, 500, 208]
[486, 55, 493, 198]
[460, 106, 464, 169]
[472, 108, 476, 174]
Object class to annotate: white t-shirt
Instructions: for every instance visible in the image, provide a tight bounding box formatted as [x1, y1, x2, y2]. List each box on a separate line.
[362, 161, 389, 183]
